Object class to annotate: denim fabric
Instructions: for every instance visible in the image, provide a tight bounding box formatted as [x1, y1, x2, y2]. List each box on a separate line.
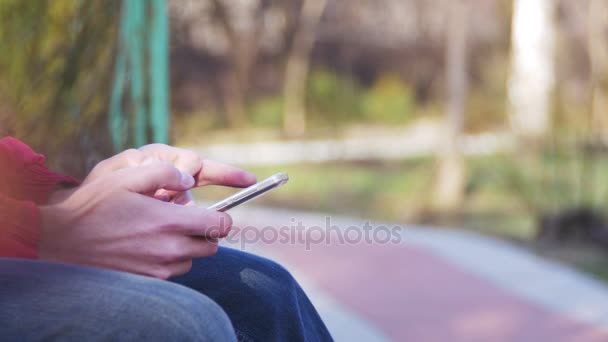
[171, 247, 333, 342]
[0, 258, 235, 341]
[0, 247, 333, 342]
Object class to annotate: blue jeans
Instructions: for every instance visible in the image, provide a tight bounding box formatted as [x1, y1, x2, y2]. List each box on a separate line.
[171, 247, 333, 341]
[0, 247, 332, 341]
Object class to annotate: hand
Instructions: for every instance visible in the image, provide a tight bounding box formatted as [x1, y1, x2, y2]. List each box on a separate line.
[39, 162, 233, 279]
[83, 144, 256, 205]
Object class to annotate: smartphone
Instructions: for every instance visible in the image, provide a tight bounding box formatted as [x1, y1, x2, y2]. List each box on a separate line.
[207, 172, 289, 212]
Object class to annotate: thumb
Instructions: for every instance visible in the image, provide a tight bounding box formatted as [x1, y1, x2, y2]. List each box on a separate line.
[108, 162, 196, 194]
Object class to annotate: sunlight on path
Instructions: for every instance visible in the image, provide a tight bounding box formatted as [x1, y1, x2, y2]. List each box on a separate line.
[219, 205, 608, 341]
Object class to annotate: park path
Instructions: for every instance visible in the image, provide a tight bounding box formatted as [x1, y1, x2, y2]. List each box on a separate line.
[221, 206, 608, 342]
[186, 123, 512, 166]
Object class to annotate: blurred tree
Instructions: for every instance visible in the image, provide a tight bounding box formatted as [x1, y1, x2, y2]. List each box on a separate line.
[0, 0, 119, 175]
[585, 0, 608, 209]
[167, 0, 507, 131]
[210, 0, 272, 128]
[588, 0, 608, 138]
[432, 0, 469, 214]
[361, 74, 414, 124]
[282, 0, 327, 137]
[507, 0, 557, 141]
[501, 0, 608, 243]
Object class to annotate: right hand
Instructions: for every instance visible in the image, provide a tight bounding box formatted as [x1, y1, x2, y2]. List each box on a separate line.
[39, 162, 232, 279]
[82, 144, 256, 205]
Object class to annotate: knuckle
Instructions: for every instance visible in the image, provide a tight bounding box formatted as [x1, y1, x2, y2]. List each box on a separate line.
[155, 241, 185, 264]
[156, 163, 181, 180]
[157, 221, 178, 233]
[203, 213, 232, 239]
[92, 158, 108, 171]
[121, 149, 144, 166]
[156, 253, 178, 265]
[175, 150, 202, 175]
[139, 143, 166, 151]
[183, 150, 201, 165]
[197, 241, 219, 257]
[88, 163, 106, 179]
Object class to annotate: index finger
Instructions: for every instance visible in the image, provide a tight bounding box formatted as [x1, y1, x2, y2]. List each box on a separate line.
[139, 144, 256, 188]
[198, 159, 257, 188]
[138, 144, 202, 176]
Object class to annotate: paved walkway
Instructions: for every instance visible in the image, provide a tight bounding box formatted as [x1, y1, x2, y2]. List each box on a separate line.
[222, 206, 608, 342]
[186, 123, 512, 166]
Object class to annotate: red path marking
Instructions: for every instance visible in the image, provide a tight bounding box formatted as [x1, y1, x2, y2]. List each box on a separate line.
[257, 239, 608, 341]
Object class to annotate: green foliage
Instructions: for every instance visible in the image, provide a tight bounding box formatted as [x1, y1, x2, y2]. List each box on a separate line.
[306, 69, 363, 125]
[197, 149, 608, 242]
[0, 0, 120, 175]
[465, 145, 608, 240]
[171, 111, 221, 143]
[464, 91, 507, 132]
[464, 54, 509, 132]
[361, 74, 414, 124]
[530, 146, 608, 212]
[303, 70, 417, 127]
[250, 96, 283, 127]
[194, 159, 434, 220]
[195, 157, 536, 238]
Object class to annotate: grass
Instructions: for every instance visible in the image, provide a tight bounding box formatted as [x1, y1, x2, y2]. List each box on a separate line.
[193, 153, 608, 282]
[195, 156, 538, 239]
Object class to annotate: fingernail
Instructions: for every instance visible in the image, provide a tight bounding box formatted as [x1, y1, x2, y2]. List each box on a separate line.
[180, 172, 195, 188]
[244, 171, 257, 184]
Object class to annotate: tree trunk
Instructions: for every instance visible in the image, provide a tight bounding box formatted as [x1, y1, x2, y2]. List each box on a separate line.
[212, 0, 262, 128]
[219, 68, 248, 129]
[282, 0, 327, 137]
[507, 0, 557, 141]
[587, 0, 608, 207]
[588, 0, 608, 138]
[432, 0, 469, 214]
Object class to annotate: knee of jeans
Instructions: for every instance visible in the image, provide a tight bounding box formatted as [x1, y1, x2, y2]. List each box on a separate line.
[116, 279, 236, 341]
[239, 256, 300, 309]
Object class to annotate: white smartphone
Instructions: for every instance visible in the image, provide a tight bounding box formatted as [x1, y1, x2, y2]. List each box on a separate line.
[207, 172, 289, 212]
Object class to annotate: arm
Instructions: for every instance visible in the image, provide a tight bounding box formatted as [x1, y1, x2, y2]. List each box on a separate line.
[37, 145, 256, 277]
[1, 138, 256, 277]
[0, 194, 40, 258]
[0, 137, 79, 258]
[0, 137, 79, 204]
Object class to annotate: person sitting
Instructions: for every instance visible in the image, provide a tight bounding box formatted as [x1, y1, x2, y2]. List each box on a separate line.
[0, 136, 333, 341]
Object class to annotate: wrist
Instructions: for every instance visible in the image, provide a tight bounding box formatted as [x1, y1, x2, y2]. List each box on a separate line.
[46, 187, 77, 206]
[38, 200, 72, 260]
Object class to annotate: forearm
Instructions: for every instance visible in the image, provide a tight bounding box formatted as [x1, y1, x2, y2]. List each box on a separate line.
[0, 137, 80, 258]
[46, 187, 78, 206]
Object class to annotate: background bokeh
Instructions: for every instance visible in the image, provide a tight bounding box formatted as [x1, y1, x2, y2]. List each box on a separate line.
[1, 0, 608, 280]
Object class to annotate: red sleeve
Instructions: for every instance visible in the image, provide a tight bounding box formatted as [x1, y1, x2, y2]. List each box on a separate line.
[0, 195, 41, 258]
[0, 137, 79, 204]
[0, 137, 80, 258]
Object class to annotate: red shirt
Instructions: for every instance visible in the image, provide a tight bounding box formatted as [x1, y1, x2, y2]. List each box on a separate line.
[0, 137, 79, 258]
